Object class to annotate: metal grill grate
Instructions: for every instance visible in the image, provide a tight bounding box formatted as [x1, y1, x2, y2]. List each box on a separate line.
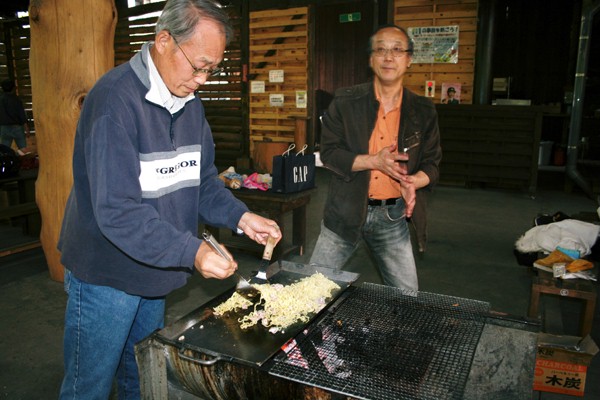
[269, 283, 490, 400]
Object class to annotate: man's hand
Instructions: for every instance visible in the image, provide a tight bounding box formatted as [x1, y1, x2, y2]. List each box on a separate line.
[397, 170, 430, 218]
[237, 212, 282, 245]
[194, 213, 281, 280]
[352, 143, 431, 218]
[194, 240, 238, 279]
[398, 176, 416, 218]
[353, 144, 408, 181]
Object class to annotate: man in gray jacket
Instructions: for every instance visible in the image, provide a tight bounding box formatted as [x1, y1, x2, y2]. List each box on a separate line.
[310, 25, 442, 292]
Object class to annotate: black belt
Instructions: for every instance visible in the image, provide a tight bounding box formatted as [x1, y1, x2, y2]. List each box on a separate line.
[368, 197, 400, 206]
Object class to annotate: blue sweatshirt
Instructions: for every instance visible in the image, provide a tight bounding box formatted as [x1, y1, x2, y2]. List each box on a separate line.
[58, 43, 248, 297]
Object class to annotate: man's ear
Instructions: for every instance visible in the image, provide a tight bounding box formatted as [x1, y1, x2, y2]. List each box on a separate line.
[154, 30, 171, 55]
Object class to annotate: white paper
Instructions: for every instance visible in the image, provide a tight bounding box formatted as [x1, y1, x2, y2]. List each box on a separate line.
[296, 90, 307, 108]
[250, 80, 265, 93]
[269, 69, 284, 83]
[270, 93, 284, 107]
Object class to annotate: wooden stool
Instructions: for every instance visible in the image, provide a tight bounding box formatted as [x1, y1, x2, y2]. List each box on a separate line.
[528, 270, 597, 336]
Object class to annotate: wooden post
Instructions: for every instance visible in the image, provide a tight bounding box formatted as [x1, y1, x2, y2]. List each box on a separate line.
[28, 0, 117, 281]
[290, 116, 311, 151]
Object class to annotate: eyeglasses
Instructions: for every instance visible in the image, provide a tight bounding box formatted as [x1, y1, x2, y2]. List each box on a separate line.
[172, 36, 223, 77]
[372, 47, 411, 58]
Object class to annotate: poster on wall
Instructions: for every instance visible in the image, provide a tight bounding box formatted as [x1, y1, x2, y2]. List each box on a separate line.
[407, 26, 459, 64]
[269, 69, 284, 83]
[270, 93, 284, 107]
[441, 83, 461, 104]
[250, 80, 265, 93]
[296, 90, 307, 108]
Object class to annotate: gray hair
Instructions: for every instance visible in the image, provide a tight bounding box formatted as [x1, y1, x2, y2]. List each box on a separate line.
[156, 0, 233, 46]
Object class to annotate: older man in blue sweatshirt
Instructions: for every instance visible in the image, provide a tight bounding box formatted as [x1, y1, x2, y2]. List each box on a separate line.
[58, 1, 280, 398]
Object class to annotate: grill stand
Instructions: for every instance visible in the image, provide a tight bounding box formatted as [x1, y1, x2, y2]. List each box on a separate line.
[136, 276, 539, 400]
[136, 336, 347, 400]
[137, 315, 538, 400]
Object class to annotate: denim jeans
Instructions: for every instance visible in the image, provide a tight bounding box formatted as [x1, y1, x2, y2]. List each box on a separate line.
[59, 269, 165, 400]
[0, 124, 26, 149]
[310, 199, 418, 292]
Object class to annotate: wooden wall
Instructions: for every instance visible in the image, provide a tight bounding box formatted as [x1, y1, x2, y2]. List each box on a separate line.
[437, 104, 543, 193]
[1, 2, 246, 171]
[1, 0, 480, 167]
[491, 0, 579, 107]
[394, 0, 478, 104]
[114, 3, 161, 65]
[248, 7, 309, 157]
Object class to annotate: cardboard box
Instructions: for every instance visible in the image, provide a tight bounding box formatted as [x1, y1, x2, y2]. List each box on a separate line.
[534, 333, 599, 396]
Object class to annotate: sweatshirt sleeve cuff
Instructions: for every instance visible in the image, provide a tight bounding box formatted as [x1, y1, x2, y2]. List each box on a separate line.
[181, 235, 203, 269]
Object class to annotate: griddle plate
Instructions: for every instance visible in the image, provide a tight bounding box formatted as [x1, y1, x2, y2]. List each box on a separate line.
[158, 263, 359, 367]
[269, 283, 490, 400]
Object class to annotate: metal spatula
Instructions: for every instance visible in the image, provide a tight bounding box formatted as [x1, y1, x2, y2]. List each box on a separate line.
[202, 230, 260, 301]
[251, 235, 278, 283]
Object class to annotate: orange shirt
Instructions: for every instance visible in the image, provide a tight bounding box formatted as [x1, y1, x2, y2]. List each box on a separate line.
[368, 85, 403, 200]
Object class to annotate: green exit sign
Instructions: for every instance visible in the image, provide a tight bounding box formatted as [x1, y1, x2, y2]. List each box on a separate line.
[339, 12, 361, 23]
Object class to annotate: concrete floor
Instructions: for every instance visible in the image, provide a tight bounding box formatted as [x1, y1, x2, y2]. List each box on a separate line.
[1, 168, 599, 399]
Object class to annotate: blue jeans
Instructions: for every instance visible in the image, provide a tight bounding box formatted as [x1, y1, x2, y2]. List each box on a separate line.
[60, 269, 165, 400]
[310, 200, 418, 292]
[0, 125, 26, 149]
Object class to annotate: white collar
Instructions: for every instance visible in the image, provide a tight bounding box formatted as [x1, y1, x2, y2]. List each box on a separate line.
[145, 44, 195, 114]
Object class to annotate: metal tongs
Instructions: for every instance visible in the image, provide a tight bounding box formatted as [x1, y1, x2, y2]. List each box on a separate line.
[202, 230, 261, 301]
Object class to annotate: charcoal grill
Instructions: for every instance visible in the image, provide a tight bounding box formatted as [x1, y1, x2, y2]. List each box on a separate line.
[136, 262, 538, 399]
[269, 283, 489, 400]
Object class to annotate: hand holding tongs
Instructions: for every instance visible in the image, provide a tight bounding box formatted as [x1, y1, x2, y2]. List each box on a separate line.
[202, 230, 260, 300]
